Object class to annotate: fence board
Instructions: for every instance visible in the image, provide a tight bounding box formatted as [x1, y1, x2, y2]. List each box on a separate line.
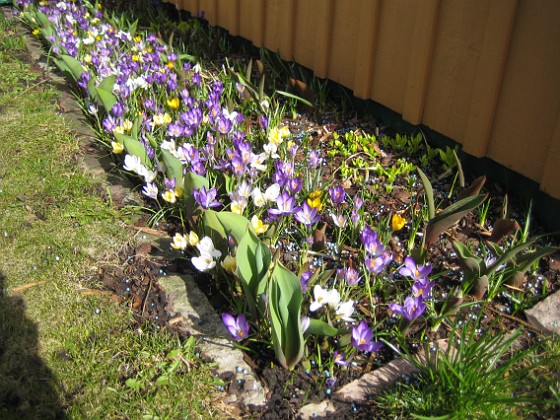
[163, 0, 560, 199]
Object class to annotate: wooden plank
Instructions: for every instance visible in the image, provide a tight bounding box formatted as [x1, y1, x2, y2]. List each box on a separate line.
[462, 0, 519, 157]
[487, 0, 560, 182]
[540, 112, 560, 199]
[401, 0, 440, 124]
[199, 0, 218, 25]
[353, 0, 381, 99]
[218, 0, 240, 35]
[313, 0, 335, 79]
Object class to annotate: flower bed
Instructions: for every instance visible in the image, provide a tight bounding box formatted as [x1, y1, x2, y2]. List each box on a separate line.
[15, 0, 560, 416]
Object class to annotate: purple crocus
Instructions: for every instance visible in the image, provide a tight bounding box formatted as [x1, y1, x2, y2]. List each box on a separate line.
[412, 278, 436, 300]
[308, 151, 321, 168]
[333, 351, 349, 366]
[389, 296, 426, 321]
[342, 267, 361, 286]
[329, 185, 346, 205]
[267, 192, 300, 219]
[222, 313, 250, 341]
[300, 270, 312, 292]
[351, 319, 382, 353]
[399, 256, 432, 281]
[360, 226, 386, 256]
[365, 252, 393, 274]
[193, 186, 221, 209]
[294, 202, 321, 226]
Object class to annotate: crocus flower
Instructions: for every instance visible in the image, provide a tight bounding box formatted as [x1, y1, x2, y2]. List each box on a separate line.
[333, 351, 349, 366]
[399, 256, 432, 281]
[301, 316, 310, 334]
[391, 214, 406, 231]
[331, 213, 348, 228]
[412, 278, 436, 300]
[112, 141, 124, 154]
[365, 252, 393, 274]
[335, 300, 355, 323]
[360, 226, 387, 256]
[300, 270, 312, 293]
[250, 215, 269, 235]
[222, 313, 249, 341]
[142, 182, 158, 200]
[171, 233, 188, 250]
[196, 236, 222, 259]
[389, 296, 426, 321]
[268, 192, 300, 219]
[220, 255, 237, 274]
[193, 186, 221, 209]
[309, 285, 340, 312]
[351, 319, 382, 353]
[123, 154, 142, 173]
[329, 185, 346, 204]
[294, 202, 321, 226]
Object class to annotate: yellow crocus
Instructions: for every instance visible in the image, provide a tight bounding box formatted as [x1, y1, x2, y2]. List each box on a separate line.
[251, 215, 269, 235]
[111, 141, 124, 154]
[162, 190, 177, 204]
[307, 190, 323, 211]
[221, 255, 237, 274]
[391, 214, 406, 231]
[188, 231, 199, 247]
[167, 97, 180, 111]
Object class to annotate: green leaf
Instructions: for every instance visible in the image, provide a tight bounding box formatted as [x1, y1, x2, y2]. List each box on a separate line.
[90, 75, 117, 113]
[453, 241, 483, 281]
[155, 375, 170, 386]
[214, 211, 252, 246]
[268, 263, 304, 370]
[114, 132, 150, 167]
[425, 194, 486, 245]
[57, 54, 86, 81]
[236, 229, 271, 318]
[276, 90, 314, 108]
[125, 378, 143, 391]
[161, 149, 184, 184]
[183, 171, 210, 219]
[202, 210, 229, 254]
[35, 11, 51, 29]
[417, 167, 435, 220]
[306, 319, 344, 337]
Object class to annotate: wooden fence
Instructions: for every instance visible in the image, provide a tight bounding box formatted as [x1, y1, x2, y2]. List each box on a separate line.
[163, 0, 560, 200]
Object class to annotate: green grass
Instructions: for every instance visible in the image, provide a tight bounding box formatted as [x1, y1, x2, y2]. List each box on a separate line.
[0, 11, 218, 419]
[375, 316, 560, 419]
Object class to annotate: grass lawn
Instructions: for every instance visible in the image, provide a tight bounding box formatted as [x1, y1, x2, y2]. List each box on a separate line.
[0, 9, 219, 419]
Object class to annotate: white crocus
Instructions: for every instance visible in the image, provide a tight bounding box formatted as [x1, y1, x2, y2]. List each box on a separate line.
[263, 142, 279, 159]
[251, 187, 266, 207]
[237, 181, 253, 199]
[191, 253, 217, 272]
[335, 300, 355, 323]
[250, 152, 268, 172]
[264, 183, 281, 202]
[196, 236, 222, 259]
[309, 285, 341, 312]
[123, 154, 142, 173]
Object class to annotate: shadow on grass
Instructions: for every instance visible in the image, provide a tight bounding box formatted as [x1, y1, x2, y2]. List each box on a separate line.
[0, 272, 67, 419]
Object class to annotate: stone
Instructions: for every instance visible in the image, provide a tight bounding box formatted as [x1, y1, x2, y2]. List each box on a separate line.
[298, 400, 336, 419]
[525, 290, 560, 335]
[158, 274, 267, 408]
